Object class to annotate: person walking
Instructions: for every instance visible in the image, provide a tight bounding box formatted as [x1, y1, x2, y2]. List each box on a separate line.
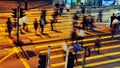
[6, 18, 12, 37]
[33, 18, 38, 35]
[110, 13, 116, 27]
[94, 35, 101, 54]
[59, 1, 65, 16]
[39, 16, 45, 34]
[111, 17, 119, 38]
[41, 8, 47, 24]
[55, 1, 60, 13]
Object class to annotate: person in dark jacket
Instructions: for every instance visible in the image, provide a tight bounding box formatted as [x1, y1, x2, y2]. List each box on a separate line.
[55, 1, 60, 12]
[6, 18, 12, 37]
[41, 8, 47, 24]
[33, 18, 38, 35]
[110, 13, 116, 27]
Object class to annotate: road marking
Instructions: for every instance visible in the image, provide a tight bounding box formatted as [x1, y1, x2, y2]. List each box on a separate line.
[114, 66, 120, 68]
[75, 58, 120, 68]
[0, 51, 14, 63]
[36, 34, 120, 49]
[13, 47, 30, 68]
[51, 44, 120, 67]
[7, 37, 30, 68]
[40, 40, 119, 54]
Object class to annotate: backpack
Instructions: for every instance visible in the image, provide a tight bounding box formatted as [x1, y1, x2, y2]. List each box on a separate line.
[73, 42, 82, 52]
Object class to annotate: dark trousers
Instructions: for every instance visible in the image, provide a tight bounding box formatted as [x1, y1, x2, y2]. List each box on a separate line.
[40, 25, 44, 34]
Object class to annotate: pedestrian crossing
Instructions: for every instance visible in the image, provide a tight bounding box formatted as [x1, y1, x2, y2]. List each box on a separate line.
[1, 7, 120, 68]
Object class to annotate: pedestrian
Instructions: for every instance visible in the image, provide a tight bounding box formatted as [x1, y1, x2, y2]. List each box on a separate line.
[6, 18, 12, 37]
[94, 35, 101, 54]
[71, 28, 78, 42]
[55, 1, 60, 13]
[41, 8, 47, 24]
[50, 19, 54, 31]
[76, 29, 85, 47]
[72, 13, 79, 28]
[67, 52, 75, 68]
[22, 15, 28, 32]
[110, 13, 116, 27]
[80, 3, 85, 16]
[111, 17, 119, 38]
[87, 15, 94, 31]
[97, 9, 103, 22]
[13, 19, 17, 30]
[65, 4, 71, 15]
[82, 15, 87, 30]
[52, 9, 58, 23]
[33, 18, 38, 35]
[39, 16, 45, 34]
[59, 1, 65, 16]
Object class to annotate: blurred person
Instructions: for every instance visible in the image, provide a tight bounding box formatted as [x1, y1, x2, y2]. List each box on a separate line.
[97, 9, 103, 22]
[82, 15, 87, 29]
[72, 13, 79, 28]
[6, 18, 12, 37]
[94, 35, 101, 54]
[55, 1, 60, 13]
[52, 9, 58, 23]
[111, 17, 119, 38]
[39, 16, 45, 34]
[50, 19, 55, 31]
[87, 15, 94, 31]
[59, 1, 65, 16]
[71, 28, 78, 42]
[66, 4, 71, 15]
[33, 18, 38, 35]
[110, 13, 117, 27]
[22, 15, 28, 31]
[80, 3, 85, 16]
[41, 8, 47, 24]
[13, 19, 17, 30]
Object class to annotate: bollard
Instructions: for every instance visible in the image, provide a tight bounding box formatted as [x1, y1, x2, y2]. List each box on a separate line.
[46, 46, 51, 68]
[82, 47, 87, 68]
[65, 45, 70, 68]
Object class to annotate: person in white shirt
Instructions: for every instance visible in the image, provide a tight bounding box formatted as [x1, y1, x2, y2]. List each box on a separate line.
[39, 16, 45, 34]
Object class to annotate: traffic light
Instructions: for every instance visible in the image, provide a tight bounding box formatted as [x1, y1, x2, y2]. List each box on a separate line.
[20, 8, 25, 18]
[12, 8, 17, 18]
[38, 54, 47, 68]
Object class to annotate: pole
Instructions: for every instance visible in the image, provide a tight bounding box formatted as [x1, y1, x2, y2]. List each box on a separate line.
[82, 47, 87, 68]
[46, 46, 51, 68]
[25, 0, 28, 10]
[65, 45, 70, 68]
[17, 4, 20, 43]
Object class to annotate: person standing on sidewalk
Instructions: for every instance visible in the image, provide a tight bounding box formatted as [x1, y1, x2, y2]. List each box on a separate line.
[6, 18, 12, 37]
[33, 18, 38, 35]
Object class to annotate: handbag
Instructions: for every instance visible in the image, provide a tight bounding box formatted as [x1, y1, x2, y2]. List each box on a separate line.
[73, 42, 82, 52]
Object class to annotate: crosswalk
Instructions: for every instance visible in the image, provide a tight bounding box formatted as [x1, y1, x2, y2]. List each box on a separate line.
[0, 7, 120, 68]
